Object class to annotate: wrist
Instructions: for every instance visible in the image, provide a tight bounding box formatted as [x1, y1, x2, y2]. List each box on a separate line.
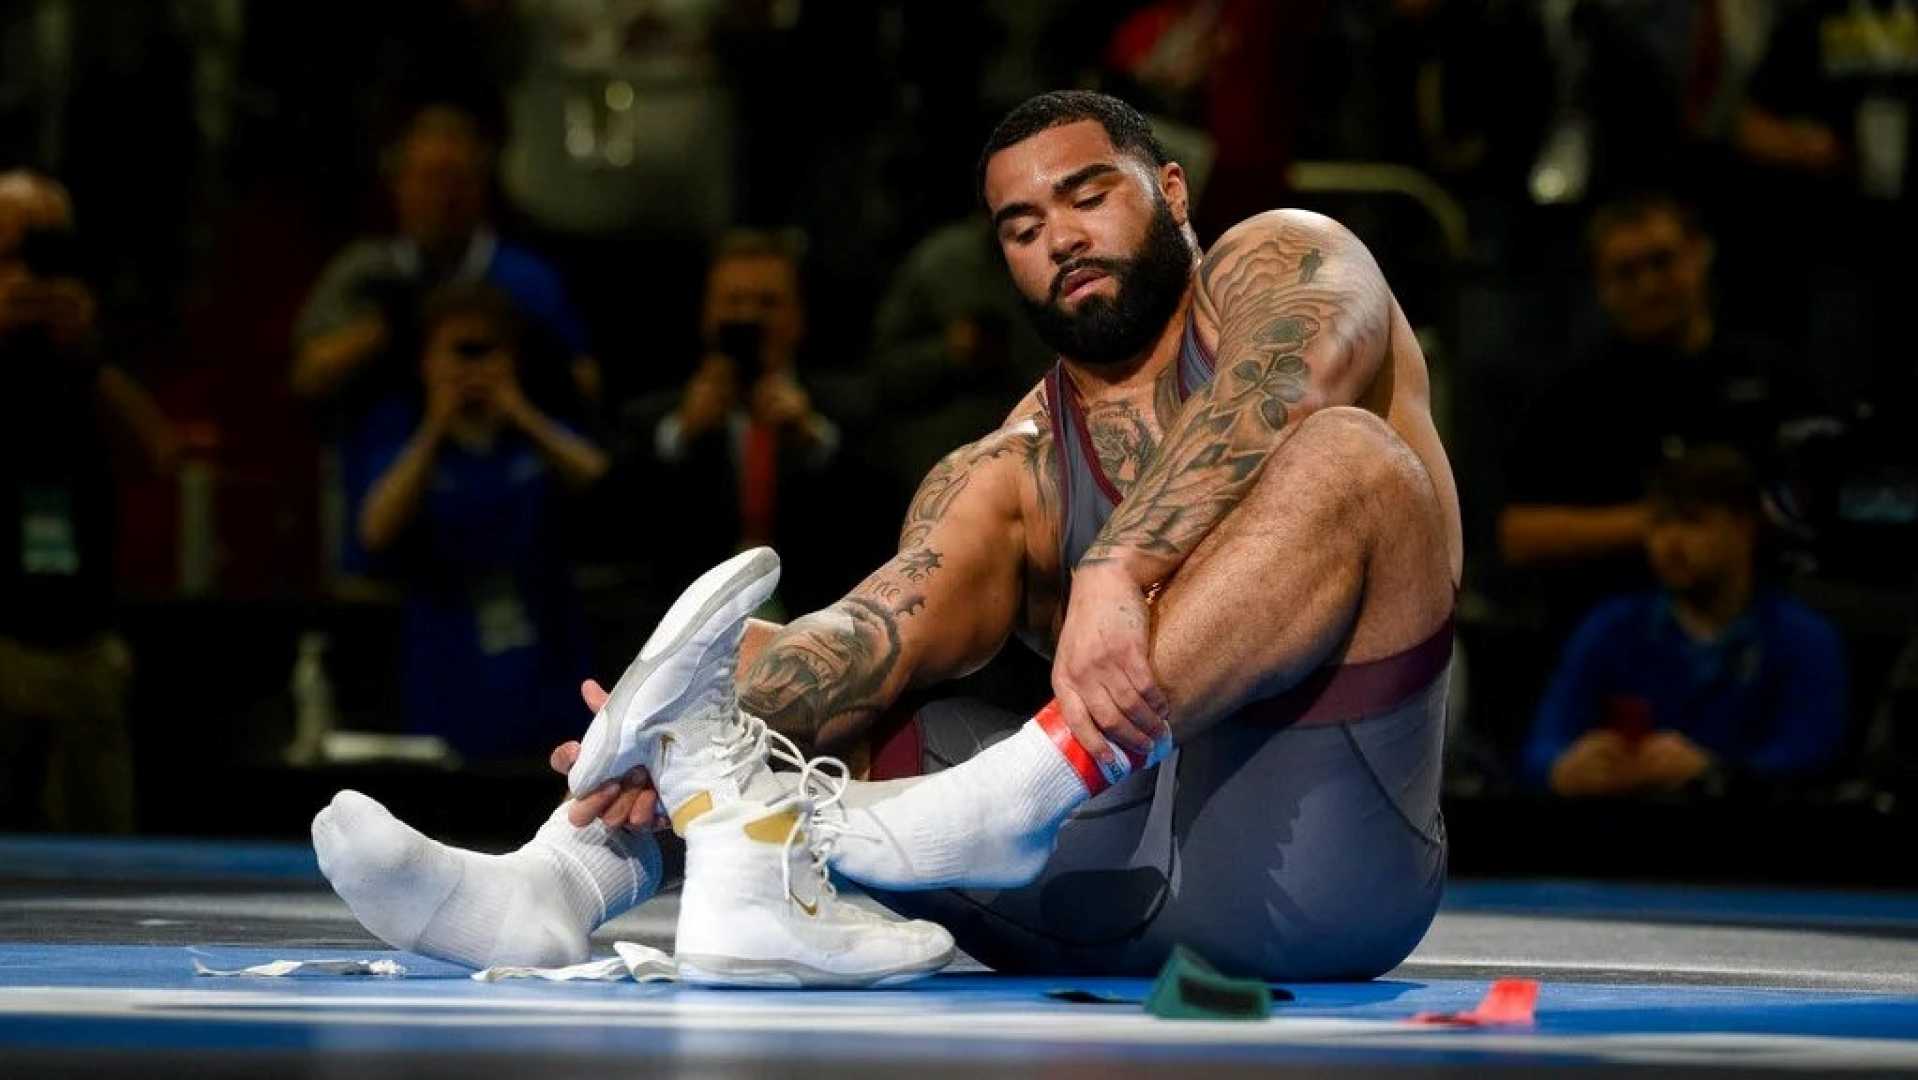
[1075, 546, 1160, 590]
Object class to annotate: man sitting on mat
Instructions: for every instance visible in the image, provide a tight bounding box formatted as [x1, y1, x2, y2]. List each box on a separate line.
[315, 90, 1462, 986]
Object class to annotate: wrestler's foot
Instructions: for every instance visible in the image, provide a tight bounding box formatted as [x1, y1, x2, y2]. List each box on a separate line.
[312, 790, 661, 970]
[676, 744, 954, 987]
[568, 547, 783, 823]
[826, 720, 1086, 890]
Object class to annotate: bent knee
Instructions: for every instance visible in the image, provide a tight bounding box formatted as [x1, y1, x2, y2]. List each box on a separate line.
[1260, 407, 1432, 517]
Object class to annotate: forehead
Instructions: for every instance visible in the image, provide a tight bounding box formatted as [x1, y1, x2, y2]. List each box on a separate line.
[400, 130, 484, 172]
[982, 120, 1131, 211]
[430, 311, 508, 341]
[1597, 212, 1686, 257]
[709, 253, 797, 294]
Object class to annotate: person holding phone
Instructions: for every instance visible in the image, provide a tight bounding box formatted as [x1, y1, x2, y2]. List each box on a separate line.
[648, 230, 840, 614]
[348, 282, 607, 760]
[0, 171, 178, 832]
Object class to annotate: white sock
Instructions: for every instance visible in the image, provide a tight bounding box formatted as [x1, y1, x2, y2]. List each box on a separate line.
[831, 720, 1088, 890]
[312, 789, 662, 970]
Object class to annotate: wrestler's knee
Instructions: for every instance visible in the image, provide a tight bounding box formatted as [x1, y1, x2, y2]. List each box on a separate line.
[1255, 406, 1429, 521]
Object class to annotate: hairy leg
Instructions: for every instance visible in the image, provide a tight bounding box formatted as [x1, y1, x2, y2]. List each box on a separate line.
[1147, 406, 1454, 738]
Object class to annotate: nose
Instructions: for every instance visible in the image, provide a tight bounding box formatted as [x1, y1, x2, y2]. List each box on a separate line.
[1048, 218, 1090, 265]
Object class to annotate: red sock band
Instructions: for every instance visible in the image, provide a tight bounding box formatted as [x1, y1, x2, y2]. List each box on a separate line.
[1034, 699, 1143, 795]
[1034, 700, 1105, 794]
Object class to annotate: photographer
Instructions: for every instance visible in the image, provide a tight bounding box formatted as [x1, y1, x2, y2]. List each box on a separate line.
[642, 230, 841, 615]
[346, 283, 605, 761]
[291, 104, 595, 428]
[0, 171, 178, 832]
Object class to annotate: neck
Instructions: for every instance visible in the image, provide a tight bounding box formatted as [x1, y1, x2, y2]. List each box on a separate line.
[1058, 283, 1195, 399]
[1672, 562, 1753, 640]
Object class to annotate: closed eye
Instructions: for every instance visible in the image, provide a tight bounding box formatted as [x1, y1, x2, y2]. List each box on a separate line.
[1075, 193, 1107, 210]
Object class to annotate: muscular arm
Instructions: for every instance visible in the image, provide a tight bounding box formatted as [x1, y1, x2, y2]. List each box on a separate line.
[738, 429, 1033, 753]
[1080, 209, 1393, 585]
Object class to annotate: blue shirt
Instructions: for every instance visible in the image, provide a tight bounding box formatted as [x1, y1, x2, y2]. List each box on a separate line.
[343, 399, 591, 760]
[1524, 590, 1848, 785]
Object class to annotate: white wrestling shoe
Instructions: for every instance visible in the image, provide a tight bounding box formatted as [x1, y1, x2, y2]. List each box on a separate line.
[675, 725, 955, 988]
[568, 547, 782, 822]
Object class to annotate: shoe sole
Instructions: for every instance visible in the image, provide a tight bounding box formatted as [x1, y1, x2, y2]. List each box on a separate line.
[568, 548, 781, 798]
[674, 944, 955, 989]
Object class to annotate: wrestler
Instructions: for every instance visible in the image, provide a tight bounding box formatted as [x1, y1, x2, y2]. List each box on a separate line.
[316, 90, 1462, 986]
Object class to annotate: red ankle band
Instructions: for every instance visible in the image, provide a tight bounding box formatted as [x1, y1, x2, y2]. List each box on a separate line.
[1034, 700, 1111, 795]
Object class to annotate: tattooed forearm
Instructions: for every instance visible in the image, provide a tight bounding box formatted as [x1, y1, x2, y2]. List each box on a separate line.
[1081, 215, 1388, 577]
[741, 532, 950, 747]
[741, 595, 908, 749]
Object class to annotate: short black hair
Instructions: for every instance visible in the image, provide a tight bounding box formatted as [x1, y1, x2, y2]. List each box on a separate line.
[1587, 191, 1703, 257]
[1647, 446, 1759, 517]
[976, 91, 1171, 206]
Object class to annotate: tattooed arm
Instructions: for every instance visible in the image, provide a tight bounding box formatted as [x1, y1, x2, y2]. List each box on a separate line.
[739, 428, 1035, 753]
[1079, 209, 1393, 585]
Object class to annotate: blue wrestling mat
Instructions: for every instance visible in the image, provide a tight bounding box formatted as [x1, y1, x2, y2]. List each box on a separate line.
[4, 836, 1918, 1077]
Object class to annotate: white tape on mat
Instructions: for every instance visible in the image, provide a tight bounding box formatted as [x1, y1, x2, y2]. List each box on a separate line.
[193, 958, 406, 978]
[471, 942, 678, 984]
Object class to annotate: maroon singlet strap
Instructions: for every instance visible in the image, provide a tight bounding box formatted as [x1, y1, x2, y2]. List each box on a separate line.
[1239, 616, 1456, 728]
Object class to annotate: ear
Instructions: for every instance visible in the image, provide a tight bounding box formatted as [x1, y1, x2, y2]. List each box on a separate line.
[1158, 161, 1191, 226]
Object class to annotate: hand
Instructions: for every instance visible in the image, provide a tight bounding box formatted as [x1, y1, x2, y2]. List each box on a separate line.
[423, 363, 465, 433]
[1635, 730, 1713, 792]
[1792, 123, 1845, 176]
[552, 678, 666, 831]
[1050, 561, 1171, 776]
[750, 371, 816, 437]
[677, 356, 736, 439]
[1548, 729, 1634, 797]
[487, 367, 535, 427]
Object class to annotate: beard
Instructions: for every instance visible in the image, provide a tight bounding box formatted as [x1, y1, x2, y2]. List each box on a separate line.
[1020, 195, 1194, 366]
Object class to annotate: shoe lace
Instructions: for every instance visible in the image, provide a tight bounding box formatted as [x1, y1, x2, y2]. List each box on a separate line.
[715, 709, 859, 911]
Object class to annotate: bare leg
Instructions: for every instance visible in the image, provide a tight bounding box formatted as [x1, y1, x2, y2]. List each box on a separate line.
[831, 407, 1457, 892]
[1148, 406, 1456, 737]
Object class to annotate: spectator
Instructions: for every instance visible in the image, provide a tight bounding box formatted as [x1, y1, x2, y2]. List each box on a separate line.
[0, 171, 177, 832]
[631, 229, 843, 617]
[346, 283, 606, 762]
[1526, 448, 1847, 797]
[1737, 0, 1918, 202]
[1499, 192, 1820, 631]
[291, 103, 598, 424]
[867, 218, 1051, 506]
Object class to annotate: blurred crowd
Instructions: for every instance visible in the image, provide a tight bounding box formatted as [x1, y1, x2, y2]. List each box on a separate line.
[1, 0, 1914, 832]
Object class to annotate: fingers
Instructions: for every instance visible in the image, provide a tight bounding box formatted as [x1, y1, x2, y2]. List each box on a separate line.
[580, 679, 609, 712]
[628, 787, 660, 830]
[1093, 682, 1158, 759]
[568, 781, 621, 827]
[601, 785, 642, 829]
[549, 740, 581, 776]
[1052, 688, 1112, 769]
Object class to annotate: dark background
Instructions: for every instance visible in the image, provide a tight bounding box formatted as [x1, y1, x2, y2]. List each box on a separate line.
[2, 0, 1913, 881]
